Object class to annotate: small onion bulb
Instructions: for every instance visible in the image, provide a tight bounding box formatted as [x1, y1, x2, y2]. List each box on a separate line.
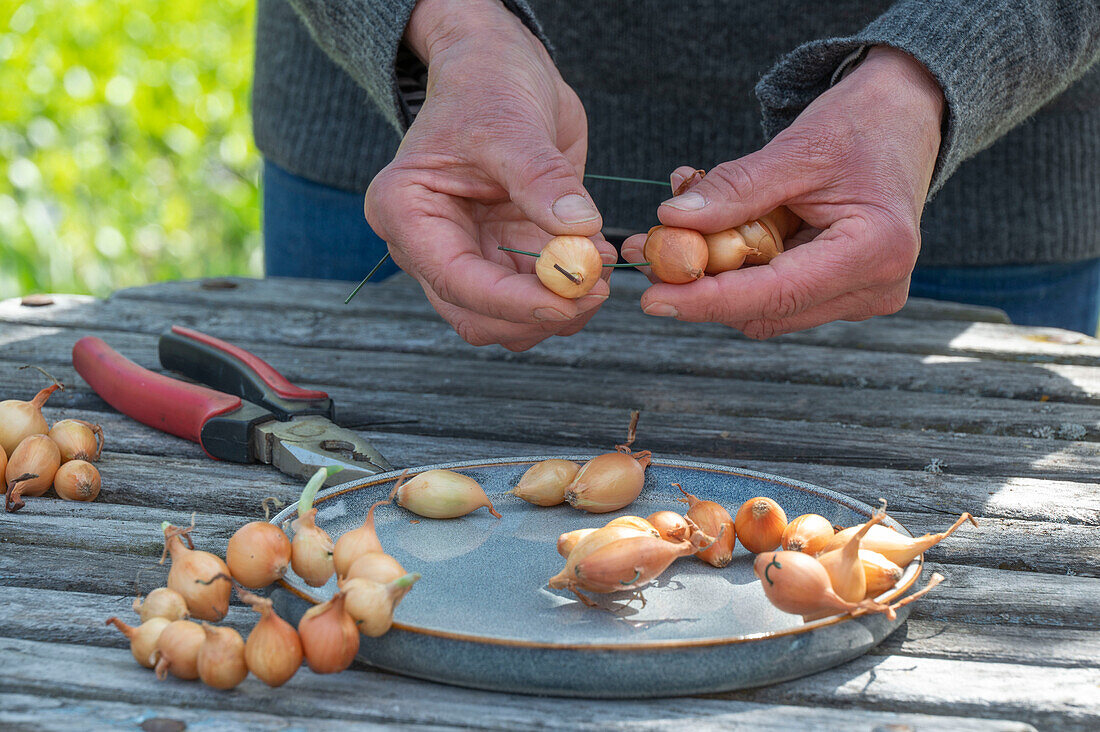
[393, 469, 501, 519]
[197, 624, 249, 690]
[677, 484, 736, 567]
[643, 226, 707, 284]
[510, 459, 580, 507]
[734, 497, 788, 554]
[781, 513, 835, 555]
[0, 383, 60, 457]
[161, 522, 231, 621]
[48, 419, 104, 462]
[152, 619, 206, 680]
[564, 451, 651, 513]
[227, 520, 292, 589]
[534, 236, 603, 299]
[132, 587, 190, 623]
[333, 498, 389, 578]
[298, 592, 360, 674]
[5, 433, 62, 510]
[106, 616, 170, 669]
[239, 590, 303, 688]
[52, 459, 100, 502]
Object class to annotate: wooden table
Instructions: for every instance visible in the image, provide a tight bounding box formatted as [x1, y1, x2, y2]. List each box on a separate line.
[1, 273, 1098, 731]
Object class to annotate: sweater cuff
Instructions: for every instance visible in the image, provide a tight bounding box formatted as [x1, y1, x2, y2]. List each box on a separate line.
[290, 1, 547, 134]
[755, 1, 1061, 197]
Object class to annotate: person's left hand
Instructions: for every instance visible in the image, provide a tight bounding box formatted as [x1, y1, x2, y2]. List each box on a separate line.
[620, 46, 945, 339]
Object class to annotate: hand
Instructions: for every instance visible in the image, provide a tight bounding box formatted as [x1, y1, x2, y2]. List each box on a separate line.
[364, 0, 614, 351]
[621, 46, 945, 339]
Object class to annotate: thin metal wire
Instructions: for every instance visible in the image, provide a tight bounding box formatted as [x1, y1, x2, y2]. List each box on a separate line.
[584, 173, 668, 187]
[498, 245, 648, 267]
[343, 252, 391, 304]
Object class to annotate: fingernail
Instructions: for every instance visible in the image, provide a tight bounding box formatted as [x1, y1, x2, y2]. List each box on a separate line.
[670, 171, 686, 192]
[534, 307, 572, 322]
[576, 293, 608, 310]
[552, 194, 599, 224]
[643, 302, 679, 318]
[660, 192, 706, 211]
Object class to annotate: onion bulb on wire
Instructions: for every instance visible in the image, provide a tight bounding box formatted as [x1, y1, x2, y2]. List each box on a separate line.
[0, 381, 61, 456]
[643, 226, 707, 283]
[197, 624, 249, 690]
[333, 498, 389, 578]
[391, 469, 501, 519]
[160, 519, 231, 621]
[53, 459, 100, 502]
[238, 589, 303, 687]
[341, 551, 408, 588]
[48, 419, 104, 462]
[342, 572, 421, 637]
[152, 619, 206, 680]
[291, 466, 341, 587]
[298, 592, 359, 674]
[227, 520, 291, 589]
[106, 616, 170, 669]
[132, 587, 189, 623]
[534, 236, 604, 299]
[5, 434, 61, 511]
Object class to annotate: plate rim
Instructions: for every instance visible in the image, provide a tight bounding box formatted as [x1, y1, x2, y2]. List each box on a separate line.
[272, 455, 922, 651]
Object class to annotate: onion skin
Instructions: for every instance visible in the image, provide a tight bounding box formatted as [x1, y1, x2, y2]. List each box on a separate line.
[342, 572, 421, 637]
[511, 459, 580, 507]
[227, 521, 292, 589]
[752, 551, 894, 622]
[703, 228, 755, 274]
[0, 383, 59, 456]
[646, 511, 691, 542]
[570, 534, 697, 593]
[298, 593, 360, 674]
[333, 499, 389, 578]
[394, 470, 502, 519]
[6, 433, 61, 498]
[106, 616, 170, 669]
[816, 511, 886, 603]
[163, 525, 231, 621]
[48, 419, 104, 462]
[643, 226, 707, 284]
[153, 619, 206, 680]
[557, 528, 597, 558]
[734, 497, 788, 554]
[197, 624, 249, 690]
[53, 459, 100, 501]
[291, 508, 336, 587]
[820, 512, 976, 567]
[534, 236, 603, 299]
[548, 524, 656, 589]
[241, 594, 303, 688]
[133, 587, 189, 623]
[861, 549, 904, 599]
[677, 486, 736, 567]
[781, 514, 835, 555]
[341, 551, 407, 587]
[564, 451, 651, 514]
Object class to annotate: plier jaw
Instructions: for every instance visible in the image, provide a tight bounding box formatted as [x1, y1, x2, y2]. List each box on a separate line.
[72, 326, 392, 483]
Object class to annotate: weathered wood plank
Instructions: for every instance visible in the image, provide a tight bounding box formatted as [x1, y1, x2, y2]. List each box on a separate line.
[5, 585, 1096, 671]
[3, 285, 1099, 373]
[6, 361, 1099, 483]
[113, 273, 1016, 325]
[3, 493, 1096, 579]
[0, 639, 1046, 731]
[5, 332, 1100, 442]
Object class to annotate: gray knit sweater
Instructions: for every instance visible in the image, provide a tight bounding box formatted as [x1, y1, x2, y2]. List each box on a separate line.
[253, 1, 1100, 266]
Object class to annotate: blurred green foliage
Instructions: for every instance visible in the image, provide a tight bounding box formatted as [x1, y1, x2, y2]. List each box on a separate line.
[0, 0, 262, 298]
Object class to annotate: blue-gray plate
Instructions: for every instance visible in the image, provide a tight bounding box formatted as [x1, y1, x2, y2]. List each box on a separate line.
[270, 456, 921, 698]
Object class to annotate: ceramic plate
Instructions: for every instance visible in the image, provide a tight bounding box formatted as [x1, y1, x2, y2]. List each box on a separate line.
[270, 456, 921, 697]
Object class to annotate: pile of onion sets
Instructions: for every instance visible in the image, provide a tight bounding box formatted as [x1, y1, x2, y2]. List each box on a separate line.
[510, 169, 801, 298]
[549, 484, 970, 621]
[108, 466, 422, 689]
[2, 370, 105, 512]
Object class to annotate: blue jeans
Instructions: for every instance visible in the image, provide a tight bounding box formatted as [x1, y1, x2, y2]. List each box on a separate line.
[263, 159, 1100, 334]
[263, 160, 400, 283]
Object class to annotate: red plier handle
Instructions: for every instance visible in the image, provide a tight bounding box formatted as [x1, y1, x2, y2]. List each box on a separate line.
[72, 327, 329, 462]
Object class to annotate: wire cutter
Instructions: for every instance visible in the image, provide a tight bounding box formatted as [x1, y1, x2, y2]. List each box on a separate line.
[72, 326, 392, 485]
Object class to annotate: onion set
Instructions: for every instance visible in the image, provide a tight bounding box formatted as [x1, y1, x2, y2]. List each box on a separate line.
[391, 469, 501, 519]
[197, 624, 249, 690]
[781, 513, 835, 555]
[734, 497, 788, 554]
[160, 519, 231, 621]
[291, 466, 341, 587]
[564, 450, 651, 513]
[239, 589, 303, 688]
[5, 433, 61, 511]
[106, 616, 170, 669]
[298, 592, 360, 674]
[152, 619, 206, 680]
[533, 236, 604, 299]
[0, 380, 61, 456]
[815, 508, 887, 603]
[227, 519, 292, 589]
[133, 587, 189, 623]
[510, 459, 580, 507]
[48, 419, 104, 462]
[643, 226, 708, 284]
[333, 498, 389, 578]
[676, 484, 736, 567]
[821, 512, 977, 567]
[52, 459, 100, 502]
[342, 572, 421, 637]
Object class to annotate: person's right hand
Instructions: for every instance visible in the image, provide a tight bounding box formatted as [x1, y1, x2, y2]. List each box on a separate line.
[364, 0, 614, 351]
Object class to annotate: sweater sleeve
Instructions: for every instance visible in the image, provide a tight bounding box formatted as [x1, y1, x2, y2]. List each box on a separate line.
[754, 0, 1100, 195]
[284, 0, 547, 132]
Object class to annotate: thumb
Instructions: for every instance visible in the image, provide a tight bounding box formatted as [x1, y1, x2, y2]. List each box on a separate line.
[487, 137, 603, 237]
[656, 147, 801, 233]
